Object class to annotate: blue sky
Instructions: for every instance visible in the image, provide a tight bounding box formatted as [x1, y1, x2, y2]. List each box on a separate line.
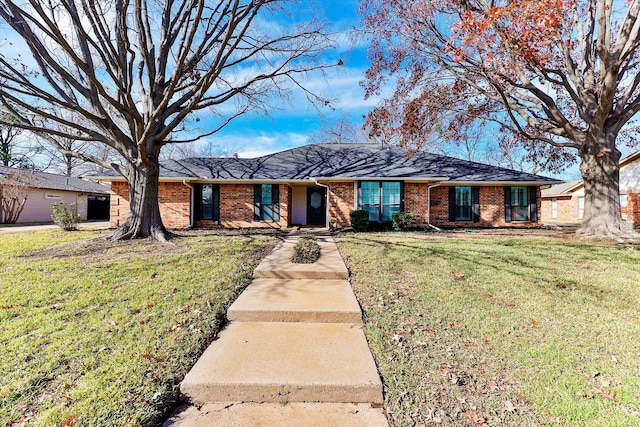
[195, 0, 374, 158]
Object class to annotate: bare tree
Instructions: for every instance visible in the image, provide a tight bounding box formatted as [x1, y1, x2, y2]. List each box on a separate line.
[0, 0, 335, 240]
[0, 168, 37, 223]
[361, 0, 640, 238]
[309, 113, 369, 145]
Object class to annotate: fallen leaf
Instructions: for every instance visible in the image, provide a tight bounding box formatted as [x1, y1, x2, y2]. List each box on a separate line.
[449, 272, 465, 281]
[62, 415, 77, 427]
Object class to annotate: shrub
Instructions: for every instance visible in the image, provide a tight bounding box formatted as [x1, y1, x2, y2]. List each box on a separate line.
[392, 211, 414, 231]
[298, 232, 317, 241]
[349, 210, 369, 232]
[291, 238, 321, 264]
[51, 201, 81, 231]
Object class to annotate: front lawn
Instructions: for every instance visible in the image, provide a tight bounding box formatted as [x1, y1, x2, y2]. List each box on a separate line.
[336, 231, 640, 427]
[0, 230, 279, 426]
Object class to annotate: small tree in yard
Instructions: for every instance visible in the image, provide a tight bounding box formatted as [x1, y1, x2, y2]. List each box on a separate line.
[0, 0, 335, 241]
[361, 0, 640, 239]
[51, 201, 81, 231]
[0, 169, 36, 224]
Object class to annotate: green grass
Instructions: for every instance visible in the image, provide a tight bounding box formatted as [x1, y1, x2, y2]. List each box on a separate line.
[0, 229, 279, 426]
[336, 231, 640, 427]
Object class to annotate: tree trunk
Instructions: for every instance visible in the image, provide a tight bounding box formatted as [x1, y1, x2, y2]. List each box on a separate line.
[108, 157, 171, 242]
[577, 132, 624, 238]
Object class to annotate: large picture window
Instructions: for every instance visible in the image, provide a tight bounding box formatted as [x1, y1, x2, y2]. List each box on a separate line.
[254, 184, 280, 221]
[195, 184, 219, 221]
[359, 181, 402, 222]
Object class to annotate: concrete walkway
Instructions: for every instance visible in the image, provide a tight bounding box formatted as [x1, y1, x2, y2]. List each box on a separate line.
[166, 231, 388, 426]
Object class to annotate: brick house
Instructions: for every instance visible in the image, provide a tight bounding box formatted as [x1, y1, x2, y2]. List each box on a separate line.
[540, 150, 640, 228]
[96, 143, 560, 230]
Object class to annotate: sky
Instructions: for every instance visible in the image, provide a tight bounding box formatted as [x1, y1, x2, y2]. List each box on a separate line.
[3, 0, 636, 180]
[193, 0, 375, 159]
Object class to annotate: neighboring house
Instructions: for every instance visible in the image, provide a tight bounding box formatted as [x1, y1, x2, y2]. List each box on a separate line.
[540, 150, 640, 228]
[0, 166, 110, 223]
[93, 143, 560, 230]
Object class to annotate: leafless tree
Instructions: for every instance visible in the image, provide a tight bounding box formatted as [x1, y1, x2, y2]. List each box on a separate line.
[0, 168, 37, 223]
[309, 113, 369, 145]
[0, 0, 335, 240]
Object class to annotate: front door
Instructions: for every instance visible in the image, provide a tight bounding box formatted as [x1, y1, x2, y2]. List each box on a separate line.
[306, 187, 326, 226]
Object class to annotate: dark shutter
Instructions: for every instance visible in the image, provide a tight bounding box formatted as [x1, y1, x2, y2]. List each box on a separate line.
[504, 186, 512, 223]
[529, 186, 538, 222]
[272, 184, 280, 221]
[472, 187, 480, 223]
[194, 184, 203, 220]
[253, 184, 261, 220]
[213, 184, 220, 222]
[357, 181, 362, 209]
[448, 187, 456, 221]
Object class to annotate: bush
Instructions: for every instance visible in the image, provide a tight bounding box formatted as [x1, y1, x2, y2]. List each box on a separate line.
[298, 232, 317, 241]
[350, 210, 369, 232]
[291, 238, 321, 264]
[51, 201, 81, 231]
[392, 211, 414, 231]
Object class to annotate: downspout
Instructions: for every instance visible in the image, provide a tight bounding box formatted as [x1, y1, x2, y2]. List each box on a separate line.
[182, 180, 194, 229]
[427, 182, 442, 232]
[313, 179, 330, 229]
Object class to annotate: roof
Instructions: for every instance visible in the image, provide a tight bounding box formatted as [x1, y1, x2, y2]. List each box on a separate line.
[540, 180, 582, 197]
[620, 149, 640, 168]
[93, 143, 561, 184]
[0, 166, 110, 194]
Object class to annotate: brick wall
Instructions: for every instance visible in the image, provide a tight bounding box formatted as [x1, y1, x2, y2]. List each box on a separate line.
[158, 182, 191, 228]
[629, 192, 640, 229]
[405, 184, 541, 228]
[328, 182, 355, 227]
[110, 181, 191, 228]
[218, 183, 290, 228]
[110, 182, 129, 227]
[540, 195, 581, 223]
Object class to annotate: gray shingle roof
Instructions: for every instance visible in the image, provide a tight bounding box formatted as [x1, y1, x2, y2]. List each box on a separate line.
[95, 143, 561, 184]
[0, 166, 110, 194]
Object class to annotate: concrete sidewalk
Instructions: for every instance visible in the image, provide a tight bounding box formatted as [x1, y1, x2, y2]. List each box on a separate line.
[167, 231, 388, 426]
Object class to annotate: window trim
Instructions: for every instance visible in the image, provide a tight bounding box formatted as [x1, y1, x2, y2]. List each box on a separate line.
[357, 181, 404, 222]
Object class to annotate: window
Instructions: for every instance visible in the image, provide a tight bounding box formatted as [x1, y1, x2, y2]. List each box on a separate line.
[195, 184, 219, 221]
[551, 198, 557, 218]
[454, 186, 471, 220]
[504, 186, 537, 223]
[510, 186, 528, 221]
[359, 181, 402, 222]
[254, 184, 279, 221]
[620, 194, 628, 208]
[448, 187, 480, 222]
[578, 196, 584, 219]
